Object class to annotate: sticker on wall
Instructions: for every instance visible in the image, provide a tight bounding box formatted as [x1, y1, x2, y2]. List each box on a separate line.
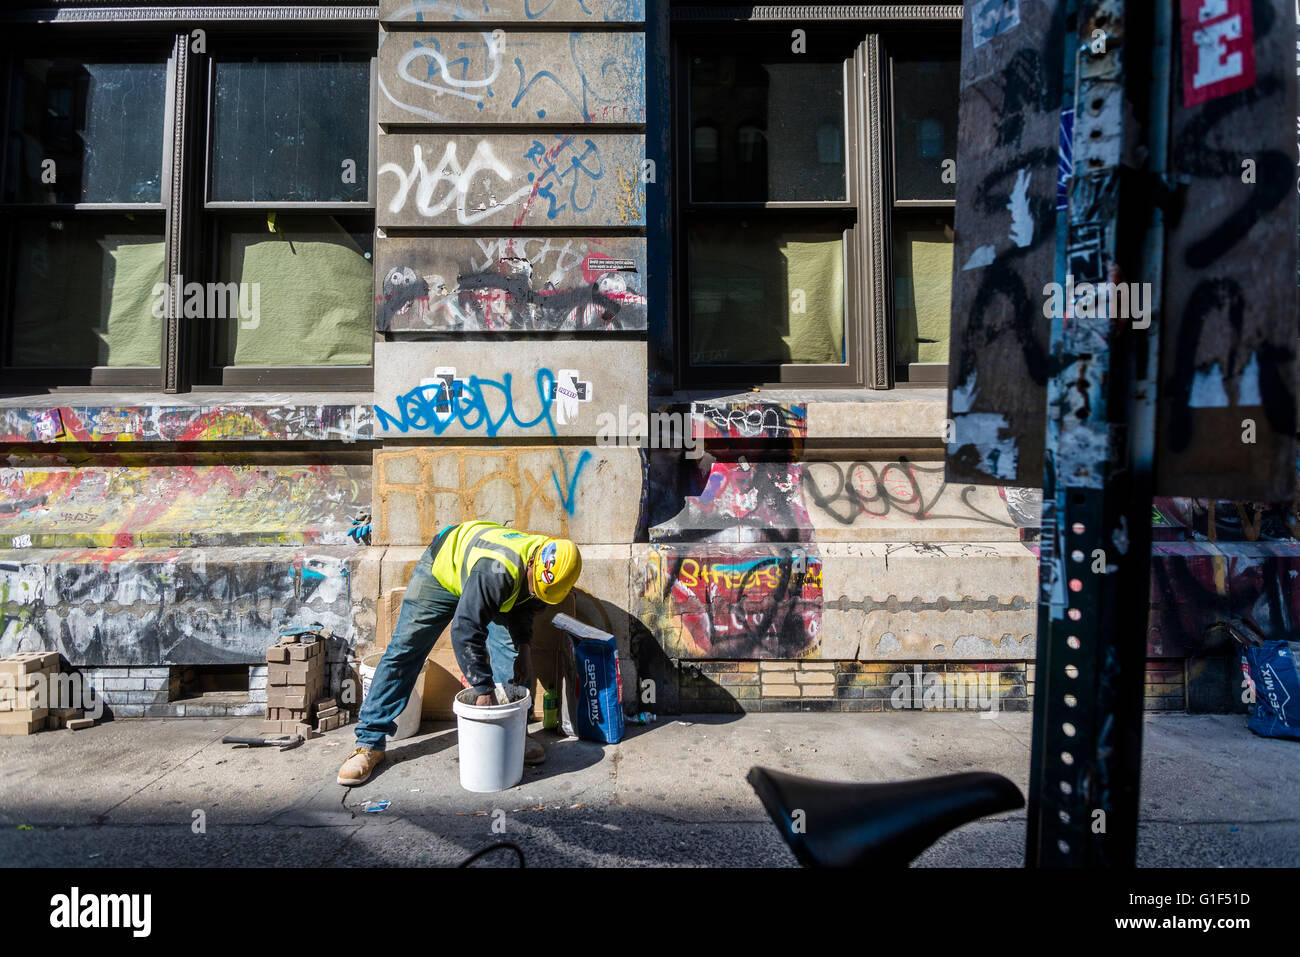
[971, 0, 1021, 49]
[1180, 0, 1256, 107]
[548, 369, 592, 426]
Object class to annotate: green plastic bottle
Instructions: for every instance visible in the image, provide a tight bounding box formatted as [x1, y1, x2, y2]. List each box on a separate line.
[543, 687, 558, 731]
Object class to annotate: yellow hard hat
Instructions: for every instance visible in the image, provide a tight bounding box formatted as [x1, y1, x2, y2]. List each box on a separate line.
[532, 538, 581, 604]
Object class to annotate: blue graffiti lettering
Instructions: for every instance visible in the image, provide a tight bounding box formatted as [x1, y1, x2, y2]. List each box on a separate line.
[375, 368, 592, 514]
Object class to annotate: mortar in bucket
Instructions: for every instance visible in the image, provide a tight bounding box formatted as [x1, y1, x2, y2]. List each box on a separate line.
[452, 686, 531, 792]
[359, 652, 427, 741]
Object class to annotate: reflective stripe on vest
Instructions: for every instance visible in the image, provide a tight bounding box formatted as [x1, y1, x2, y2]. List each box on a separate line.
[430, 521, 545, 613]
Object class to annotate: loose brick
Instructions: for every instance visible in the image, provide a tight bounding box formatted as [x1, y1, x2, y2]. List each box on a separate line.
[67, 717, 95, 730]
[266, 644, 290, 663]
[0, 714, 45, 735]
[295, 723, 317, 740]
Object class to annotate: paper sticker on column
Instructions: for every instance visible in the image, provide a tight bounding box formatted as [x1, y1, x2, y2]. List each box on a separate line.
[1181, 0, 1255, 106]
[12, 535, 32, 548]
[549, 370, 591, 426]
[971, 0, 1021, 49]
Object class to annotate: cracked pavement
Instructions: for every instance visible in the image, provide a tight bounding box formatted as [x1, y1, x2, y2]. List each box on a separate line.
[1, 712, 1297, 867]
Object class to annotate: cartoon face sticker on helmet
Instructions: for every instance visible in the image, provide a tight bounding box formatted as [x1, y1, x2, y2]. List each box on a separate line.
[539, 541, 557, 585]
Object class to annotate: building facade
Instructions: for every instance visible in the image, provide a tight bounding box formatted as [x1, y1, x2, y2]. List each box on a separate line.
[0, 0, 1292, 721]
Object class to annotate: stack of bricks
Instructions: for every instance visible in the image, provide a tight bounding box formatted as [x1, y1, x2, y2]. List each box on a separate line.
[263, 635, 326, 735]
[315, 697, 343, 733]
[0, 652, 59, 735]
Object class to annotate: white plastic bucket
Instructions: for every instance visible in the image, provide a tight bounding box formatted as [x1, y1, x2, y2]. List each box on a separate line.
[360, 652, 427, 741]
[452, 686, 531, 792]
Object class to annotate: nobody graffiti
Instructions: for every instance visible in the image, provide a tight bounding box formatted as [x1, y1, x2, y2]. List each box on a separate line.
[374, 367, 593, 515]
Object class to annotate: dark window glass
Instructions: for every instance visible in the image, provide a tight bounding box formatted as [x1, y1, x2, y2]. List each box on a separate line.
[214, 214, 372, 367]
[690, 56, 845, 203]
[689, 217, 845, 365]
[210, 58, 370, 203]
[892, 55, 960, 201]
[892, 210, 954, 365]
[7, 215, 165, 366]
[3, 60, 166, 204]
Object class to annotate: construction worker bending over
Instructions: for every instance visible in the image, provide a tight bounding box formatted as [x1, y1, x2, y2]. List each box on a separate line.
[338, 521, 581, 786]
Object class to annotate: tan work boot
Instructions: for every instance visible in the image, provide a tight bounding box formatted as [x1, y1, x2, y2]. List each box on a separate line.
[337, 746, 385, 786]
[524, 735, 546, 765]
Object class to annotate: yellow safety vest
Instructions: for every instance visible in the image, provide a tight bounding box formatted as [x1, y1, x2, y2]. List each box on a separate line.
[430, 521, 547, 612]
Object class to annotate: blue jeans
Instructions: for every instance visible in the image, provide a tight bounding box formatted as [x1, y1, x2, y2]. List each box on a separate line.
[354, 541, 521, 751]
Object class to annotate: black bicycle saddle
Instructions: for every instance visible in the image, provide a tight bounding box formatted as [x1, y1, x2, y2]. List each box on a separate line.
[747, 767, 1025, 867]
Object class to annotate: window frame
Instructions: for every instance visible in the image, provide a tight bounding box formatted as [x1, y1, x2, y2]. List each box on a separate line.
[674, 30, 865, 388]
[0, 40, 174, 390]
[0, 11, 378, 394]
[196, 37, 378, 389]
[886, 35, 960, 387]
[669, 8, 962, 391]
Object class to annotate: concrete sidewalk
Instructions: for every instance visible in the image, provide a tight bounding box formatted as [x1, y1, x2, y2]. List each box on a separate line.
[0, 712, 1296, 867]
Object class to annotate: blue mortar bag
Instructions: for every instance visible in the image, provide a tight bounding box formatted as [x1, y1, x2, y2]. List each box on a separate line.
[558, 628, 624, 745]
[1240, 641, 1300, 742]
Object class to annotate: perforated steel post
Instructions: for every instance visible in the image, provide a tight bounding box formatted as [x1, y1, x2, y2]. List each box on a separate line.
[1025, 0, 1167, 867]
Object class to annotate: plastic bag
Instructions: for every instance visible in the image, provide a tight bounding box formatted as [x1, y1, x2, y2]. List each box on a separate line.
[1239, 641, 1300, 741]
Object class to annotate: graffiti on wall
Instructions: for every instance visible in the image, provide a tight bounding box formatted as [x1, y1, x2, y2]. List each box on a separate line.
[0, 455, 369, 548]
[374, 365, 595, 435]
[946, 0, 1060, 485]
[378, 133, 645, 228]
[379, 30, 645, 125]
[651, 459, 813, 544]
[0, 548, 360, 666]
[692, 402, 807, 441]
[638, 544, 823, 659]
[375, 236, 647, 332]
[800, 460, 1028, 529]
[371, 445, 644, 545]
[0, 403, 372, 445]
[1148, 542, 1300, 657]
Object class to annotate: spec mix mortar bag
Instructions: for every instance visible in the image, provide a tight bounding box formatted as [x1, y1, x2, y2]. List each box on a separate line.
[1239, 641, 1300, 742]
[555, 614, 624, 745]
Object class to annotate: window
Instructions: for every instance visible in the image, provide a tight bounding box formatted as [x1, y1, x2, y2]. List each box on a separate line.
[0, 24, 376, 391]
[1, 54, 168, 379]
[673, 17, 960, 388]
[203, 48, 375, 385]
[890, 48, 959, 383]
